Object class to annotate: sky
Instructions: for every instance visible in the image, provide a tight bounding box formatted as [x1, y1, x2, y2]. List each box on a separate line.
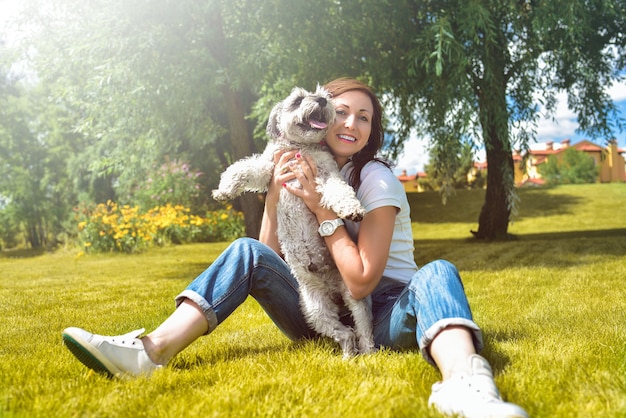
[394, 80, 626, 174]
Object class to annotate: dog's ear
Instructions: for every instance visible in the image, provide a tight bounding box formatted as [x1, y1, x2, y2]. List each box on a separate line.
[266, 101, 283, 139]
[315, 84, 331, 99]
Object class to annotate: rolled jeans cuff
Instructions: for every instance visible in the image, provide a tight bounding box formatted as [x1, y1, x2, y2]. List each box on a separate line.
[175, 289, 218, 334]
[419, 318, 484, 367]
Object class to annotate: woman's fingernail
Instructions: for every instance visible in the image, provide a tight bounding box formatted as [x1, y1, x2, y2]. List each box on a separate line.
[296, 153, 301, 159]
[282, 183, 287, 188]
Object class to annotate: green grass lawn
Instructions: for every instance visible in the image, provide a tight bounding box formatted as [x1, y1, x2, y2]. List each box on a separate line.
[1, 183, 625, 417]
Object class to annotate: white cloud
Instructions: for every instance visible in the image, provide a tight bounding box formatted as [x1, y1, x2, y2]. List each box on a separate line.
[534, 92, 579, 142]
[608, 78, 626, 101]
[392, 136, 430, 175]
[534, 78, 626, 147]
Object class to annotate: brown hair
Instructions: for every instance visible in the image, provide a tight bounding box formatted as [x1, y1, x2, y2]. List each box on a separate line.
[323, 78, 390, 190]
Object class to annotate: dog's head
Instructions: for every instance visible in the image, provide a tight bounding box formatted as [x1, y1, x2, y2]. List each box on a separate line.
[266, 85, 335, 145]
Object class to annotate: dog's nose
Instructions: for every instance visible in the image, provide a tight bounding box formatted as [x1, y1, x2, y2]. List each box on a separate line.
[316, 97, 327, 107]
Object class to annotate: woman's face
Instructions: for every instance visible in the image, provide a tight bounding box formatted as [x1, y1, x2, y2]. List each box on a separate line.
[325, 90, 373, 167]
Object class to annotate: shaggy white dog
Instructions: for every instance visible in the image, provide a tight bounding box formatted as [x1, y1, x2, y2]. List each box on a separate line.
[212, 86, 374, 357]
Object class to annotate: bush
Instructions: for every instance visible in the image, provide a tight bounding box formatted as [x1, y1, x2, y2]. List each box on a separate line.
[133, 159, 204, 212]
[0, 204, 21, 249]
[539, 148, 599, 185]
[76, 201, 244, 253]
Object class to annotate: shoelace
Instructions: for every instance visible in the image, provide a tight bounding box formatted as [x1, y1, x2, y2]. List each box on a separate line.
[465, 374, 502, 401]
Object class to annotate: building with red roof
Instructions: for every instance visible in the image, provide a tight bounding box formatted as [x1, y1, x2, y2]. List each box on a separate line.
[397, 170, 428, 192]
[514, 139, 625, 186]
[396, 139, 625, 191]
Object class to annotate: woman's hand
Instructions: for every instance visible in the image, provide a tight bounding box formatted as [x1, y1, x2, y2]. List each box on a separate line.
[259, 149, 298, 254]
[282, 152, 325, 216]
[267, 150, 298, 202]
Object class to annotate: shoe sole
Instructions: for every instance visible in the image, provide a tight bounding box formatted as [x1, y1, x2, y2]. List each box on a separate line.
[62, 331, 122, 378]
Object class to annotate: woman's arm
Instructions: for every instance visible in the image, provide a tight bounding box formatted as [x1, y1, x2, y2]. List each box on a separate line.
[285, 154, 396, 300]
[314, 205, 395, 300]
[258, 150, 298, 255]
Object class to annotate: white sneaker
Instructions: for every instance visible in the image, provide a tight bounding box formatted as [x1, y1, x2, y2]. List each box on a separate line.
[62, 327, 162, 378]
[428, 354, 528, 418]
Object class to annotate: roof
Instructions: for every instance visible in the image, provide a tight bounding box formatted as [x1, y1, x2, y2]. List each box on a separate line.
[528, 139, 605, 157]
[573, 141, 604, 152]
[397, 172, 427, 181]
[473, 161, 488, 170]
[521, 178, 546, 186]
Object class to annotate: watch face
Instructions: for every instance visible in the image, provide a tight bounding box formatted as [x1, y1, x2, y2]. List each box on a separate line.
[321, 222, 334, 235]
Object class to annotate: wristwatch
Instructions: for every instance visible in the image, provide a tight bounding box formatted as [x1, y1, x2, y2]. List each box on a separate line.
[318, 218, 345, 237]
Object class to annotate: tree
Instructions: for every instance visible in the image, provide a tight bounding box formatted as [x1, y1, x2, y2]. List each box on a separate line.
[540, 148, 599, 185]
[378, 0, 625, 240]
[15, 0, 274, 236]
[0, 71, 76, 248]
[425, 140, 478, 197]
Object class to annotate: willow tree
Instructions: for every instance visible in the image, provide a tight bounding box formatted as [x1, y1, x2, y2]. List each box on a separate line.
[387, 0, 625, 240]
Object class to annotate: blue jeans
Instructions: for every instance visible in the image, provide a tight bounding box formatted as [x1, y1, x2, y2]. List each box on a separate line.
[176, 238, 483, 366]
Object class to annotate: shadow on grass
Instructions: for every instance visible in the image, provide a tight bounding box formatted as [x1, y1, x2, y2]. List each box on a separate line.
[514, 227, 626, 241]
[513, 187, 584, 219]
[408, 187, 583, 224]
[0, 248, 45, 258]
[414, 227, 626, 270]
[170, 343, 292, 371]
[169, 339, 335, 371]
[480, 330, 522, 375]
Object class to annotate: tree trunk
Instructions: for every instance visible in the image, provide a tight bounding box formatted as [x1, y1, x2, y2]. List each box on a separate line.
[208, 5, 262, 238]
[25, 209, 45, 249]
[473, 136, 514, 240]
[222, 86, 263, 239]
[472, 33, 516, 241]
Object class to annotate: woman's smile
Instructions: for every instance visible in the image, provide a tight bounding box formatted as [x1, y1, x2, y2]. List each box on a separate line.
[325, 90, 373, 168]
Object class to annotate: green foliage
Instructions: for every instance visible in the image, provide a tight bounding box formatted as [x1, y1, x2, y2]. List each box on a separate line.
[1, 0, 624, 243]
[0, 69, 77, 248]
[19, 0, 232, 199]
[0, 202, 20, 249]
[1, 185, 625, 417]
[539, 148, 599, 185]
[131, 158, 204, 212]
[424, 140, 482, 198]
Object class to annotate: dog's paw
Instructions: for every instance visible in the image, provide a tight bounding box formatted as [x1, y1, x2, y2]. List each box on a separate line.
[333, 329, 359, 359]
[328, 196, 366, 222]
[357, 337, 376, 355]
[345, 211, 365, 222]
[212, 189, 230, 201]
[342, 205, 366, 222]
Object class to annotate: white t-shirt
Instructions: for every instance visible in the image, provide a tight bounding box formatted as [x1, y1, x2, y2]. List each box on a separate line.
[340, 161, 418, 284]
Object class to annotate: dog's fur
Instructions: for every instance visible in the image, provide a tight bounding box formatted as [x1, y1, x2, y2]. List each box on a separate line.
[212, 86, 374, 357]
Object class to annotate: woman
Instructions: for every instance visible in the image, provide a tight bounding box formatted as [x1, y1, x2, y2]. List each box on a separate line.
[63, 78, 528, 418]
